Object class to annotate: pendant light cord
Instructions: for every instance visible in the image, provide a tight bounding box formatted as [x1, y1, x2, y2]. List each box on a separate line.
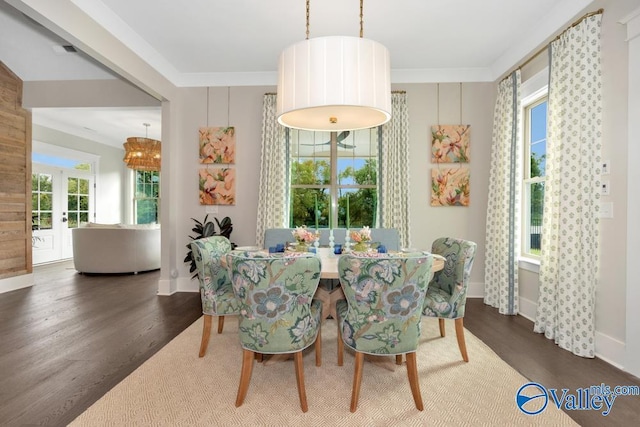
[360, 0, 364, 38]
[306, 0, 365, 39]
[305, 0, 310, 40]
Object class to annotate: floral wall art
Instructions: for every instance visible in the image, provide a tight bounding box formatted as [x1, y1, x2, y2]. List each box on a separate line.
[431, 167, 470, 207]
[199, 126, 236, 164]
[431, 124, 471, 163]
[199, 168, 235, 205]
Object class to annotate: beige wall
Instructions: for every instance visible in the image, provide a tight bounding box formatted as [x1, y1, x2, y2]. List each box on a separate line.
[403, 82, 495, 293]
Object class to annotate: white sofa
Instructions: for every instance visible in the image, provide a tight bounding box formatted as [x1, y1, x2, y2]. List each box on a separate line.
[72, 223, 161, 274]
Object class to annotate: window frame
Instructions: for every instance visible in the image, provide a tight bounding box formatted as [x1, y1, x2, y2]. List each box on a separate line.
[521, 90, 548, 263]
[133, 170, 160, 224]
[287, 128, 380, 229]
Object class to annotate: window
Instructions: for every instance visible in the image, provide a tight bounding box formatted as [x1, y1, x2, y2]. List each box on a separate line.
[66, 176, 90, 228]
[134, 170, 160, 224]
[32, 173, 53, 230]
[288, 128, 379, 228]
[522, 96, 547, 257]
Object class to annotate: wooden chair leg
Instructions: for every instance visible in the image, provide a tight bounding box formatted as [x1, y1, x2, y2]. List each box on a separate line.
[455, 317, 469, 362]
[315, 325, 322, 367]
[337, 321, 344, 366]
[235, 349, 255, 407]
[199, 314, 212, 357]
[255, 353, 263, 363]
[293, 351, 309, 412]
[350, 352, 365, 412]
[438, 318, 446, 337]
[396, 354, 403, 365]
[405, 352, 424, 411]
[217, 315, 225, 333]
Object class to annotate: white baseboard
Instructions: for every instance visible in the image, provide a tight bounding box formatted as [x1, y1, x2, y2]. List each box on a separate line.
[595, 332, 626, 370]
[157, 278, 176, 296]
[0, 273, 34, 294]
[467, 281, 484, 298]
[176, 276, 198, 293]
[518, 296, 537, 322]
[517, 295, 626, 369]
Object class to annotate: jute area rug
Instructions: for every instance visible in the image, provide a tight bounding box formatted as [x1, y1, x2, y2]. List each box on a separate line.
[69, 316, 576, 426]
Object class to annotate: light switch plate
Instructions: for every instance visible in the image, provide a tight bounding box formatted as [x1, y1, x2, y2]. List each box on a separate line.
[602, 160, 610, 175]
[600, 202, 613, 218]
[601, 181, 610, 196]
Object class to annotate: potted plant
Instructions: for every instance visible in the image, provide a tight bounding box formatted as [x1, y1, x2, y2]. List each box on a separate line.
[184, 215, 235, 278]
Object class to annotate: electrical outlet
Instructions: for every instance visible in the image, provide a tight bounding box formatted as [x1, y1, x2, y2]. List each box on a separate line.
[602, 160, 610, 175]
[600, 202, 613, 218]
[601, 181, 610, 196]
[205, 205, 219, 214]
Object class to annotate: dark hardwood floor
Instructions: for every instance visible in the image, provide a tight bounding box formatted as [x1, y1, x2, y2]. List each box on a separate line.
[0, 261, 201, 427]
[464, 298, 640, 426]
[0, 261, 638, 426]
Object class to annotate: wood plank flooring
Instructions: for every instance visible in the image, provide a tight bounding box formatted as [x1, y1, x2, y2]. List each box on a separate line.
[0, 261, 638, 426]
[464, 298, 640, 426]
[0, 261, 201, 427]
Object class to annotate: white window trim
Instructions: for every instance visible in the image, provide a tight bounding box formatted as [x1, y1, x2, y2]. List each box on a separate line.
[131, 170, 160, 225]
[520, 68, 548, 266]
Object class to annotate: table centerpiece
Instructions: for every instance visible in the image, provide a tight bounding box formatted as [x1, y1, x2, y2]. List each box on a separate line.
[350, 226, 372, 252]
[291, 225, 319, 252]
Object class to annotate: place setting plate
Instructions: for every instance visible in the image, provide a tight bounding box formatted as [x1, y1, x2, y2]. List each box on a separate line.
[234, 246, 261, 252]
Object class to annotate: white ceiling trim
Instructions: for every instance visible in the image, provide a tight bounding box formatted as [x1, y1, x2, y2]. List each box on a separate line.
[66, 0, 597, 87]
[490, 0, 595, 80]
[71, 0, 182, 85]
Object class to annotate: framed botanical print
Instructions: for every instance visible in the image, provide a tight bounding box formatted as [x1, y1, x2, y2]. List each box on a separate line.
[198, 126, 236, 164]
[431, 124, 470, 163]
[199, 168, 235, 205]
[431, 167, 470, 206]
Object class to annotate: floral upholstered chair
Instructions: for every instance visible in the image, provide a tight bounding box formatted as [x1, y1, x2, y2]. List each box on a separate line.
[226, 252, 322, 413]
[190, 236, 239, 357]
[336, 252, 434, 412]
[422, 237, 477, 362]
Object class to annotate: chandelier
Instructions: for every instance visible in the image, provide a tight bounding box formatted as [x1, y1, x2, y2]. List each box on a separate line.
[123, 123, 161, 171]
[276, 0, 391, 131]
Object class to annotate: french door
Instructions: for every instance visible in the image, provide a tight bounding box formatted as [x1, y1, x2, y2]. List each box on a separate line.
[32, 165, 94, 264]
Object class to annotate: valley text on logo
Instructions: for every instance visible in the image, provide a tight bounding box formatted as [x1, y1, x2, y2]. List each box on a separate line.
[516, 382, 640, 416]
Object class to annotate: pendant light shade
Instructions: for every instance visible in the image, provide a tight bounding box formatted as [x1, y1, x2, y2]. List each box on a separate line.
[123, 124, 161, 171]
[277, 35, 391, 132]
[123, 137, 161, 171]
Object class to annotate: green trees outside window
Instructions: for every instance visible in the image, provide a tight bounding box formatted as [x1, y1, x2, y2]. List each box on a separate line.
[289, 128, 378, 229]
[524, 97, 547, 256]
[32, 173, 53, 230]
[135, 170, 160, 224]
[67, 177, 90, 228]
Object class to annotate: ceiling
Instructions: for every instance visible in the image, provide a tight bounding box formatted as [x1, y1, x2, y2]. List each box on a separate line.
[0, 0, 594, 149]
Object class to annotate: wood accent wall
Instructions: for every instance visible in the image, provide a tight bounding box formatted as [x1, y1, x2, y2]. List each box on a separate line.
[0, 62, 32, 279]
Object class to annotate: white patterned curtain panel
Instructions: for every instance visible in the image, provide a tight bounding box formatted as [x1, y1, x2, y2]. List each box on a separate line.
[484, 70, 522, 315]
[255, 94, 287, 248]
[380, 92, 411, 248]
[534, 13, 602, 358]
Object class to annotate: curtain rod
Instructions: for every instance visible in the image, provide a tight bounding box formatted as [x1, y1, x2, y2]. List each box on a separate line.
[500, 8, 604, 83]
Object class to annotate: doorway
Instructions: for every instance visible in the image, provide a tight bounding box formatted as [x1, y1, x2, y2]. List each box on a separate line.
[31, 144, 97, 265]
